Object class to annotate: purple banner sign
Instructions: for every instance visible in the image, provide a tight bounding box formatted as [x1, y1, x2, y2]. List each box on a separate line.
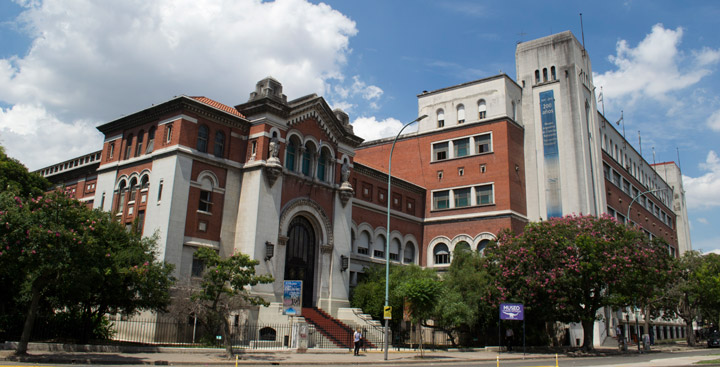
[500, 303, 524, 320]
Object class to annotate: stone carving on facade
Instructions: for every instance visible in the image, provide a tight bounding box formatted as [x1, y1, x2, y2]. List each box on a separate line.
[264, 137, 283, 187]
[278, 198, 334, 247]
[338, 161, 354, 207]
[320, 243, 334, 254]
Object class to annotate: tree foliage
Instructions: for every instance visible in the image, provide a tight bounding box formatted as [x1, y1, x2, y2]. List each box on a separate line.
[0, 190, 174, 354]
[188, 247, 274, 356]
[485, 214, 671, 351]
[663, 251, 720, 346]
[0, 146, 50, 198]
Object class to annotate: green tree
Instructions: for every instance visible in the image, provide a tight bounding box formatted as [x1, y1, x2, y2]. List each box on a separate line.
[0, 146, 50, 198]
[0, 191, 175, 354]
[663, 251, 720, 346]
[486, 214, 670, 351]
[396, 268, 441, 356]
[190, 247, 274, 356]
[434, 248, 497, 347]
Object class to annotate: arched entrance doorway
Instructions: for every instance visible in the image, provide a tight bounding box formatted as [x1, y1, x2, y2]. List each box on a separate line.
[284, 216, 316, 308]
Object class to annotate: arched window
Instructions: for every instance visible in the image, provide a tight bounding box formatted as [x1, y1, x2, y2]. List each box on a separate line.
[135, 130, 144, 157]
[437, 109, 445, 128]
[214, 131, 225, 158]
[198, 176, 213, 213]
[478, 100, 487, 119]
[197, 125, 209, 153]
[129, 177, 138, 202]
[434, 243, 450, 265]
[146, 127, 156, 154]
[477, 239, 491, 254]
[317, 149, 328, 181]
[116, 180, 127, 214]
[535, 70, 540, 84]
[140, 175, 150, 190]
[457, 104, 465, 124]
[165, 123, 173, 143]
[389, 238, 401, 261]
[403, 242, 415, 264]
[511, 101, 516, 120]
[124, 134, 133, 160]
[374, 235, 386, 258]
[357, 231, 370, 255]
[551, 66, 557, 80]
[543, 68, 548, 82]
[455, 241, 471, 253]
[285, 138, 297, 171]
[301, 142, 313, 176]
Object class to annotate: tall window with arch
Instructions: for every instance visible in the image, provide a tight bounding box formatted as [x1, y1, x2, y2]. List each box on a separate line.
[301, 142, 313, 176]
[373, 235, 386, 258]
[403, 242, 415, 264]
[214, 131, 225, 158]
[197, 125, 209, 153]
[124, 134, 133, 160]
[437, 109, 445, 128]
[135, 131, 144, 157]
[146, 127, 156, 154]
[317, 149, 328, 181]
[285, 138, 297, 171]
[457, 104, 465, 124]
[389, 238, 401, 261]
[478, 99, 487, 119]
[434, 243, 450, 265]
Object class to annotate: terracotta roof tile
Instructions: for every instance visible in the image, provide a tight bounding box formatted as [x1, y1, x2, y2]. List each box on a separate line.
[190, 96, 245, 118]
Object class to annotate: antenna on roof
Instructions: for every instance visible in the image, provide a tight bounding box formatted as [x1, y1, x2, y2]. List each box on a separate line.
[579, 13, 588, 58]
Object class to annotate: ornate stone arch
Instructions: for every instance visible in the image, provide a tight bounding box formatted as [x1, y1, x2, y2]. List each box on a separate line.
[474, 232, 497, 253]
[278, 198, 333, 248]
[451, 234, 474, 253]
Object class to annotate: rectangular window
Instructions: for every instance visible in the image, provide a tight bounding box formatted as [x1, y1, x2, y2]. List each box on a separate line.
[475, 134, 491, 154]
[199, 190, 212, 212]
[136, 210, 145, 234]
[454, 188, 470, 207]
[157, 180, 164, 202]
[191, 257, 205, 277]
[603, 163, 610, 180]
[433, 142, 448, 161]
[622, 179, 630, 195]
[613, 171, 621, 187]
[165, 124, 173, 143]
[476, 184, 493, 205]
[389, 252, 399, 261]
[108, 142, 115, 159]
[433, 190, 449, 210]
[357, 247, 368, 255]
[453, 138, 469, 157]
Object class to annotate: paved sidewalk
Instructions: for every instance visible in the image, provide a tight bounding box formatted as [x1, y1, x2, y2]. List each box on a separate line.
[0, 343, 706, 365]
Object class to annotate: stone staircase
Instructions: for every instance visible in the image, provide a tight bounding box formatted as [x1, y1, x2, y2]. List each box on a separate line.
[302, 307, 365, 349]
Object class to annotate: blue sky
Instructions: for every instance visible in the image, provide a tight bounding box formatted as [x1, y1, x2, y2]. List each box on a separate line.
[1, 0, 719, 253]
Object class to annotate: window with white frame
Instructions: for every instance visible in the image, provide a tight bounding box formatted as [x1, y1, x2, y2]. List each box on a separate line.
[357, 231, 370, 255]
[434, 243, 450, 265]
[389, 238, 401, 261]
[373, 235, 386, 258]
[475, 134, 491, 153]
[454, 138, 469, 157]
[478, 99, 487, 119]
[454, 187, 470, 207]
[433, 142, 449, 161]
[199, 190, 212, 212]
[403, 242, 415, 264]
[433, 190, 450, 209]
[457, 104, 465, 124]
[476, 184, 493, 205]
[437, 109, 445, 128]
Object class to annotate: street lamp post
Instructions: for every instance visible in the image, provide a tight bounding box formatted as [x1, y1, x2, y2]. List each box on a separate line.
[384, 114, 427, 361]
[625, 187, 670, 224]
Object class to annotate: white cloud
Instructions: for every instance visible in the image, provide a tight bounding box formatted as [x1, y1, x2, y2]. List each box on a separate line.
[0, 104, 102, 169]
[698, 217, 709, 225]
[351, 116, 416, 142]
[684, 150, 720, 210]
[0, 0, 359, 169]
[707, 109, 720, 131]
[594, 24, 720, 104]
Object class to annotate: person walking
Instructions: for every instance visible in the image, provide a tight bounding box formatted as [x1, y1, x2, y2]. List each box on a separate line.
[353, 329, 362, 355]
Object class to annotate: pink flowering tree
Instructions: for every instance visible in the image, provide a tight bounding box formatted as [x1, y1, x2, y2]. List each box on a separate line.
[485, 214, 671, 351]
[0, 190, 174, 355]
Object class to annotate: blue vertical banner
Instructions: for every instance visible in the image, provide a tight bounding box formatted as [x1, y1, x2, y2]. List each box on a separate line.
[283, 280, 302, 316]
[540, 90, 563, 218]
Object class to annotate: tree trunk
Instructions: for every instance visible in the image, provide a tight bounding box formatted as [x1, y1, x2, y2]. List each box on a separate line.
[685, 319, 696, 347]
[581, 318, 595, 351]
[223, 316, 234, 357]
[15, 284, 41, 356]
